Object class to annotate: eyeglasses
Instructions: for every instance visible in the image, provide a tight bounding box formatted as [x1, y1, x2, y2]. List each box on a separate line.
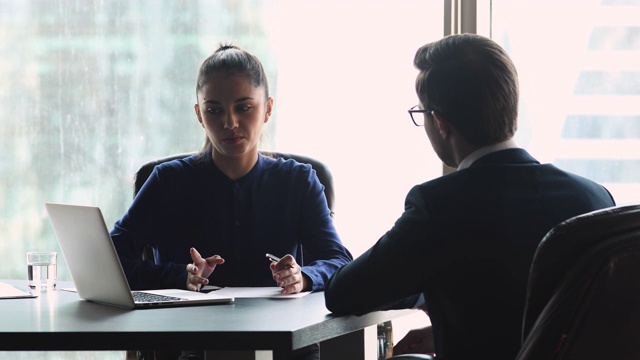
[408, 105, 430, 126]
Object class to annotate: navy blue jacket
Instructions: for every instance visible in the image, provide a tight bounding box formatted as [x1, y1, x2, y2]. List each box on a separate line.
[111, 152, 352, 291]
[325, 148, 615, 360]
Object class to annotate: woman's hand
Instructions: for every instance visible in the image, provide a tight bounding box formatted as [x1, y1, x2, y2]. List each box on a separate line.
[186, 247, 225, 291]
[269, 254, 309, 294]
[392, 325, 435, 356]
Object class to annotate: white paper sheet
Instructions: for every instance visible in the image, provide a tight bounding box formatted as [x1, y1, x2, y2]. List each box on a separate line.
[62, 285, 310, 299]
[0, 282, 37, 299]
[204, 286, 311, 299]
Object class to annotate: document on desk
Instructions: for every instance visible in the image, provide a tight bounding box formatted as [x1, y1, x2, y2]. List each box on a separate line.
[204, 286, 311, 299]
[0, 281, 37, 299]
[62, 285, 310, 299]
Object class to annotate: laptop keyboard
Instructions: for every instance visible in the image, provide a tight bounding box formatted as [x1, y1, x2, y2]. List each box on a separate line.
[132, 291, 182, 303]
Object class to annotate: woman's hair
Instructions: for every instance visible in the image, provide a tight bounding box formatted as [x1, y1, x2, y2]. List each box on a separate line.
[414, 34, 519, 146]
[196, 44, 270, 155]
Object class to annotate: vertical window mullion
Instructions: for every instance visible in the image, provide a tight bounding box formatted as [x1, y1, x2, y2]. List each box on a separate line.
[444, 0, 477, 36]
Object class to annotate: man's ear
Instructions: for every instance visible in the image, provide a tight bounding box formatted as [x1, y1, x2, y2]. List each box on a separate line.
[194, 104, 204, 127]
[431, 111, 450, 138]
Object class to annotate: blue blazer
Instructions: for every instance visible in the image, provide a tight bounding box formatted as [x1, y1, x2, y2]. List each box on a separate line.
[111, 153, 352, 291]
[325, 148, 615, 360]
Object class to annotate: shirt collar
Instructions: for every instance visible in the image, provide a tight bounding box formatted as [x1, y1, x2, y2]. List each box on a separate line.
[457, 138, 519, 170]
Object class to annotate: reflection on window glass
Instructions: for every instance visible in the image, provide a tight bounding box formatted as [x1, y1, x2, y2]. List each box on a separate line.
[0, 0, 442, 290]
[489, 0, 640, 206]
[574, 71, 640, 94]
[562, 115, 640, 138]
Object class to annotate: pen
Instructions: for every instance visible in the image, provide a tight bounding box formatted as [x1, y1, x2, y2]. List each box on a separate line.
[266, 253, 293, 269]
[265, 253, 281, 263]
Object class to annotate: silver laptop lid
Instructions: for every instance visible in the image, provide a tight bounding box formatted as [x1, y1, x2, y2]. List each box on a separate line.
[45, 203, 138, 308]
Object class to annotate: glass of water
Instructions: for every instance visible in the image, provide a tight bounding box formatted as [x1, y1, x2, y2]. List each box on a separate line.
[26, 251, 57, 291]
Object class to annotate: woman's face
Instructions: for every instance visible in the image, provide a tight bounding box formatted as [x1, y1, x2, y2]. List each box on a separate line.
[194, 72, 273, 161]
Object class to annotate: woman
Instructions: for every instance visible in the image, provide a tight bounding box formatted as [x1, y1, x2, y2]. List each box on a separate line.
[111, 44, 350, 360]
[110, 44, 352, 297]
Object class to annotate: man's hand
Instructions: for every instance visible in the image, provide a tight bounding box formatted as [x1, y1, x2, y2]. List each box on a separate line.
[186, 247, 225, 291]
[392, 325, 435, 356]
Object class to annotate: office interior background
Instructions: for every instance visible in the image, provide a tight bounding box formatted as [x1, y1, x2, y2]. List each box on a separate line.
[1, 0, 639, 358]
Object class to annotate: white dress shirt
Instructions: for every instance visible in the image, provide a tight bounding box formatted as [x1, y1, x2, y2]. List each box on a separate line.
[457, 138, 519, 170]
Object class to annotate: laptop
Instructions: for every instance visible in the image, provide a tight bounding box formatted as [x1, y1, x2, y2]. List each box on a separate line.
[45, 202, 234, 309]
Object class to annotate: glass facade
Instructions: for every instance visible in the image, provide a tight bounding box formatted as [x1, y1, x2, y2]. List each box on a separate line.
[490, 0, 640, 206]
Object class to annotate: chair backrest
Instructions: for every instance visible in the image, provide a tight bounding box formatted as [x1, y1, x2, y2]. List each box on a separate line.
[517, 204, 640, 360]
[133, 151, 335, 213]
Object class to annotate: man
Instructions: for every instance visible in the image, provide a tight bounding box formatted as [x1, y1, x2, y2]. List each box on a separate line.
[324, 34, 615, 360]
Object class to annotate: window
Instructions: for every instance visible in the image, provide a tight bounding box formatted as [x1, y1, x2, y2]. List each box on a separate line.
[2, 1, 442, 358]
[487, 0, 640, 205]
[0, 0, 442, 288]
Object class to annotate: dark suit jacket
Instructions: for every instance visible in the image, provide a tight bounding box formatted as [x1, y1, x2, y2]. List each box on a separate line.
[324, 148, 615, 360]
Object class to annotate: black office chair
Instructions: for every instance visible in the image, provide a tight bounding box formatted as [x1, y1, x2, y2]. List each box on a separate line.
[133, 151, 335, 211]
[517, 204, 640, 360]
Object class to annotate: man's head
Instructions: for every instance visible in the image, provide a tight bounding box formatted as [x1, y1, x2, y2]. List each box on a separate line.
[414, 34, 519, 148]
